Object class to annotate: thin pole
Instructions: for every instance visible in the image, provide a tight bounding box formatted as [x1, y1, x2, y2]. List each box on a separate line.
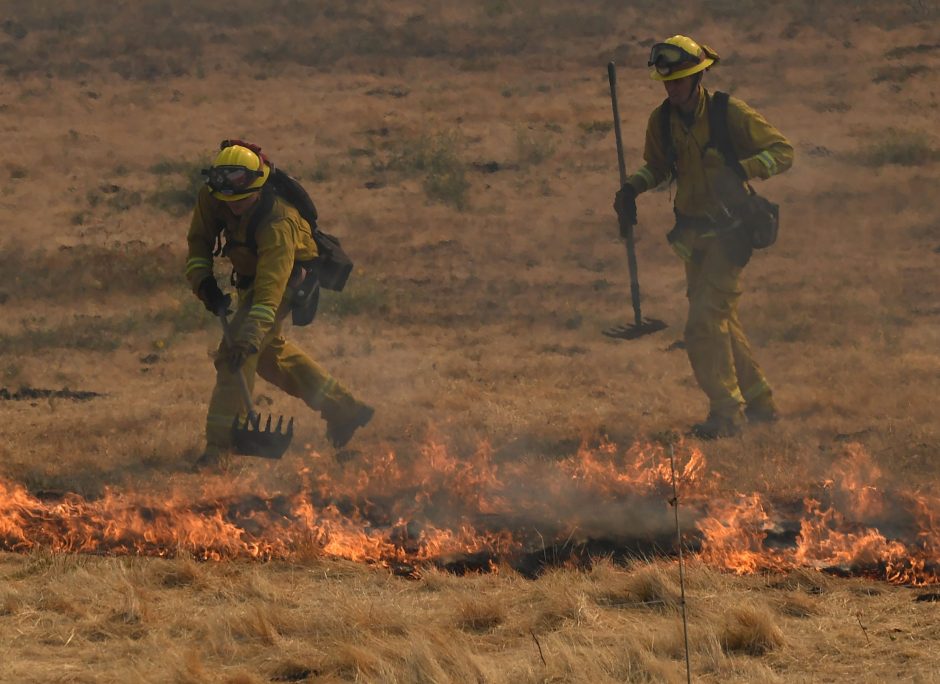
[668, 443, 692, 684]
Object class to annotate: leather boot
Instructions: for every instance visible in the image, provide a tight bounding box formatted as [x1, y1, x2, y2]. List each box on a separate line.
[191, 446, 231, 472]
[324, 401, 374, 448]
[745, 393, 780, 424]
[690, 411, 744, 440]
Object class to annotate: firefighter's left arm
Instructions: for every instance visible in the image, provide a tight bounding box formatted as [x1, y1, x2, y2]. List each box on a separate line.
[727, 97, 794, 181]
[237, 216, 297, 350]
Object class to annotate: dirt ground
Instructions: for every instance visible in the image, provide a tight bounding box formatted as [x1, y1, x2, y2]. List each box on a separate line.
[1, 0, 939, 681]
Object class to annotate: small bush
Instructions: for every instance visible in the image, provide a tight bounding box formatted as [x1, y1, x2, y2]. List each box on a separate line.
[301, 158, 332, 183]
[388, 132, 469, 210]
[147, 158, 207, 216]
[318, 277, 389, 319]
[579, 120, 613, 135]
[0, 299, 213, 354]
[872, 64, 929, 83]
[856, 129, 940, 166]
[515, 126, 557, 167]
[0, 243, 186, 300]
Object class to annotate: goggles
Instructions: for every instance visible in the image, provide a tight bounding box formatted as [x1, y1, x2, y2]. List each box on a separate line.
[201, 165, 265, 196]
[648, 42, 702, 76]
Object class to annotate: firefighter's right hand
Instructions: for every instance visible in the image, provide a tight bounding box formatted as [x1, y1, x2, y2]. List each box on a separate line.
[613, 184, 638, 234]
[197, 276, 232, 315]
[225, 341, 257, 373]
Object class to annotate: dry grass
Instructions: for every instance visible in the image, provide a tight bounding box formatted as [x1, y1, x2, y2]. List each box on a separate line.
[1, 554, 936, 682]
[1, 0, 939, 681]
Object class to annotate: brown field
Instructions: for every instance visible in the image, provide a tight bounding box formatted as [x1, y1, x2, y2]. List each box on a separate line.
[1, 0, 939, 681]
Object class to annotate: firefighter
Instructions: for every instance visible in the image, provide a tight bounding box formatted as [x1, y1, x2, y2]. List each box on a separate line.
[186, 142, 373, 467]
[614, 35, 793, 439]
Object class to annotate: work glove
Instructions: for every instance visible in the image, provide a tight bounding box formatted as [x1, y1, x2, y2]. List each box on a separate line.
[226, 318, 266, 372]
[197, 276, 232, 315]
[613, 183, 638, 235]
[225, 341, 257, 373]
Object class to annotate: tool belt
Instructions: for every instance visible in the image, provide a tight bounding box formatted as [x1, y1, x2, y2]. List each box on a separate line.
[228, 261, 326, 328]
[674, 213, 720, 234]
[672, 212, 753, 268]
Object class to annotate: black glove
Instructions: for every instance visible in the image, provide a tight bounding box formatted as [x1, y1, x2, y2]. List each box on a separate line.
[613, 183, 638, 235]
[225, 341, 257, 373]
[197, 276, 232, 315]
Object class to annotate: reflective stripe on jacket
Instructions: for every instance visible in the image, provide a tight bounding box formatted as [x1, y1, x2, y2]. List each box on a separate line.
[185, 186, 318, 337]
[627, 89, 793, 219]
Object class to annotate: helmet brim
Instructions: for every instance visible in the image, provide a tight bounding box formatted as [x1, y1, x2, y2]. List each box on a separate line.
[650, 58, 715, 82]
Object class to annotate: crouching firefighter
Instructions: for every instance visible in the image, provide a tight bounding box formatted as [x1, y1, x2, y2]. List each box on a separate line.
[186, 140, 373, 467]
[614, 36, 794, 439]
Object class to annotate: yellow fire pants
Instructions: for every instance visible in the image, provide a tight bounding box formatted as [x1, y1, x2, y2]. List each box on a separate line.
[204, 297, 360, 452]
[684, 237, 772, 418]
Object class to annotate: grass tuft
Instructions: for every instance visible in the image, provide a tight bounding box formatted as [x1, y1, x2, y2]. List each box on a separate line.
[454, 596, 506, 632]
[515, 126, 557, 167]
[720, 603, 785, 655]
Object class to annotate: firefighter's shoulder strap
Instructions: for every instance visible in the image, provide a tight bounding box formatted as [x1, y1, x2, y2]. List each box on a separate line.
[657, 90, 747, 180]
[244, 168, 352, 292]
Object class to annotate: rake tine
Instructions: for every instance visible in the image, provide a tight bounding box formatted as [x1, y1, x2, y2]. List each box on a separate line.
[603, 317, 667, 340]
[286, 417, 294, 438]
[275, 416, 283, 433]
[264, 414, 272, 432]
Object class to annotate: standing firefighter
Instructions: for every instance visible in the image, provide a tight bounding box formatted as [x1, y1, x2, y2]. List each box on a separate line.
[187, 141, 373, 467]
[614, 36, 793, 439]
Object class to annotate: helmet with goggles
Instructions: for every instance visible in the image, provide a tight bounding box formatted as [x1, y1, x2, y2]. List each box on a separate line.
[648, 35, 719, 82]
[202, 143, 270, 201]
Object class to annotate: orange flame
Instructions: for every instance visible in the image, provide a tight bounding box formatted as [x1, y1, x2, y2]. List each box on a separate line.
[0, 440, 936, 584]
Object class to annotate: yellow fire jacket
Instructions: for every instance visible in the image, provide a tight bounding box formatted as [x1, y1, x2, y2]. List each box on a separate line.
[185, 186, 318, 344]
[627, 89, 793, 220]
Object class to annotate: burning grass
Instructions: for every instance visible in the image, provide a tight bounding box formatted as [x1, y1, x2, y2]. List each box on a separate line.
[3, 2, 940, 680]
[0, 439, 936, 586]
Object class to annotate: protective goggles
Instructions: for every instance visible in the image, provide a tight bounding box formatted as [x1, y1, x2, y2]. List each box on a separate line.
[201, 165, 264, 196]
[648, 43, 701, 76]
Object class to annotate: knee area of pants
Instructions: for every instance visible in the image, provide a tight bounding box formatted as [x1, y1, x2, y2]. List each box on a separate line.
[684, 318, 728, 339]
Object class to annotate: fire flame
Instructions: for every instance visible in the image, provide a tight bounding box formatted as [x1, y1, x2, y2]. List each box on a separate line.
[0, 440, 936, 584]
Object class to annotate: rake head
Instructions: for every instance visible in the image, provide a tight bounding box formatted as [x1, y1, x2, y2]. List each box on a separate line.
[231, 412, 294, 459]
[603, 317, 668, 340]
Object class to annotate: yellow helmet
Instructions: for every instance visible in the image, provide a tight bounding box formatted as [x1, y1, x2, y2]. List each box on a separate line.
[203, 143, 270, 201]
[648, 35, 719, 82]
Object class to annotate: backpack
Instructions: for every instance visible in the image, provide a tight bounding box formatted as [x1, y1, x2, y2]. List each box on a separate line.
[217, 139, 353, 293]
[659, 91, 779, 249]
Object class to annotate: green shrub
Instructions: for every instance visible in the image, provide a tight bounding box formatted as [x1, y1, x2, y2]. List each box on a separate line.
[389, 132, 469, 210]
[147, 158, 207, 216]
[0, 243, 186, 300]
[856, 129, 940, 166]
[0, 299, 213, 354]
[578, 121, 613, 135]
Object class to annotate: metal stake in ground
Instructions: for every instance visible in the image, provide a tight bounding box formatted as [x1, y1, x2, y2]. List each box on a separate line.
[603, 61, 667, 340]
[668, 444, 692, 684]
[218, 311, 294, 459]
